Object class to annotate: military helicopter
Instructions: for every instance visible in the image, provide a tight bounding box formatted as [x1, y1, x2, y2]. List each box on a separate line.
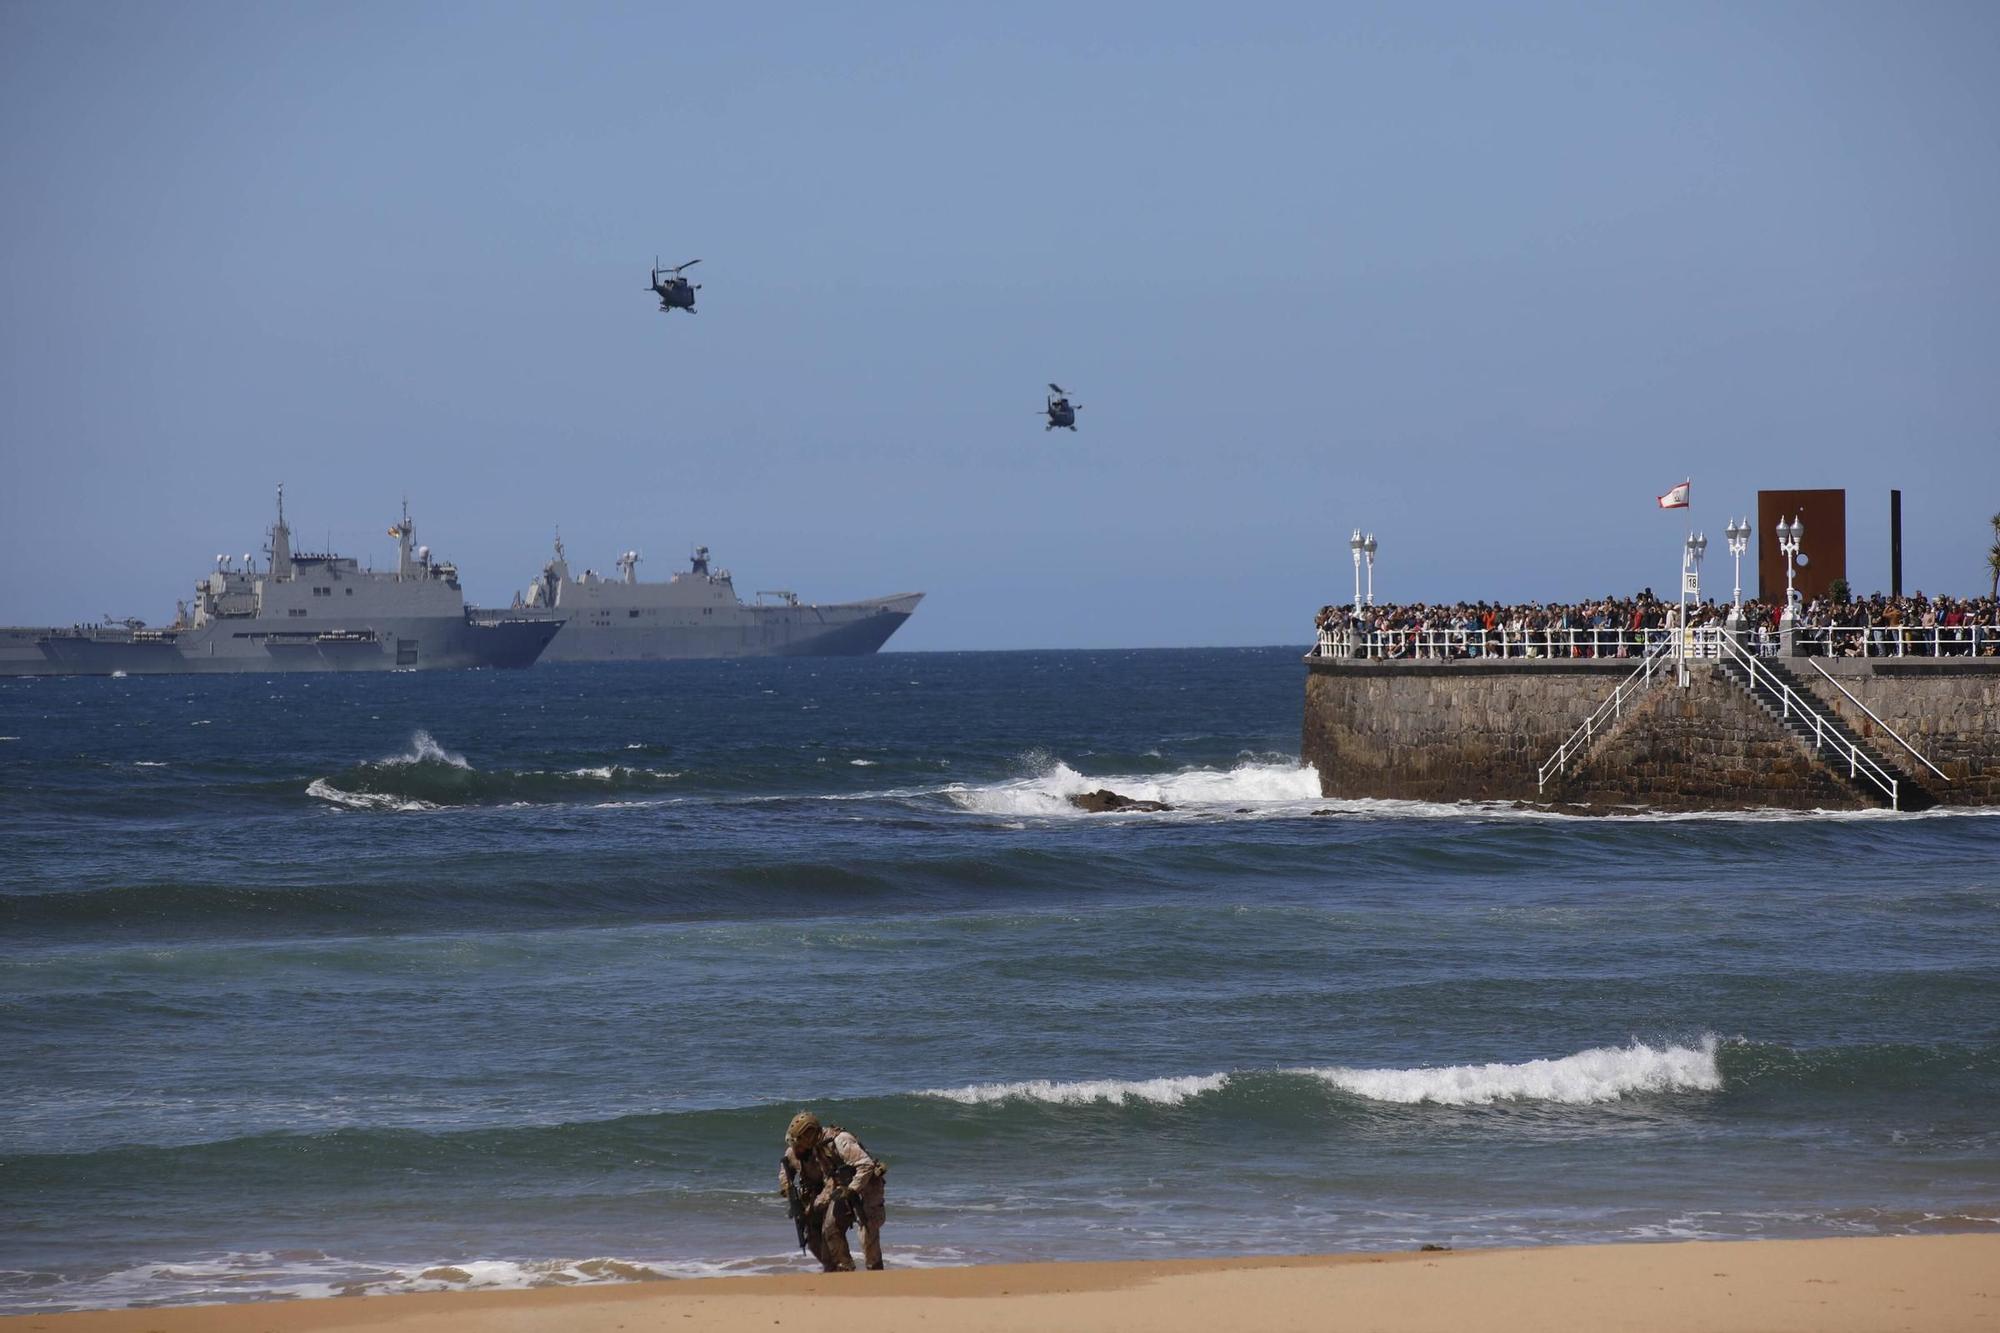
[647, 257, 701, 313]
[1043, 383, 1080, 431]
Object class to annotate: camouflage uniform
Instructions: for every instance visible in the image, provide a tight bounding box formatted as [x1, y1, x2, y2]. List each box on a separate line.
[777, 1137, 834, 1269]
[778, 1112, 887, 1272]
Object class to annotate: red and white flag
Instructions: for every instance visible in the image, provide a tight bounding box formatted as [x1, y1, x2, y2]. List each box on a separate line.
[1657, 480, 1691, 509]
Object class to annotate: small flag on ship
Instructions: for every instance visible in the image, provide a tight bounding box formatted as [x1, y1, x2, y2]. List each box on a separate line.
[1657, 480, 1691, 509]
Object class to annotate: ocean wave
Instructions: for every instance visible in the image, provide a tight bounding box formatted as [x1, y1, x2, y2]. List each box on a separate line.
[13, 1039, 1996, 1188]
[304, 731, 685, 810]
[387, 729, 469, 768]
[1300, 1039, 1723, 1105]
[0, 1242, 985, 1313]
[3, 1251, 735, 1313]
[923, 1073, 1230, 1106]
[0, 847, 1099, 934]
[944, 756, 1322, 818]
[303, 777, 439, 813]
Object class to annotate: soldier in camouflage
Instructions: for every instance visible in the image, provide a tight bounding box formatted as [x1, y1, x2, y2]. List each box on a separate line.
[777, 1110, 886, 1271]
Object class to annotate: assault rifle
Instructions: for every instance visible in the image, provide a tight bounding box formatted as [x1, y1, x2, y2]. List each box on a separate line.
[785, 1176, 814, 1253]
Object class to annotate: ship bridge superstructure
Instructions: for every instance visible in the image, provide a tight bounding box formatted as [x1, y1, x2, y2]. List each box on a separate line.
[191, 492, 465, 628]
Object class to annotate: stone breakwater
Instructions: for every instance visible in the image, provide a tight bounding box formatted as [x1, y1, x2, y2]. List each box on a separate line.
[1302, 657, 2000, 811]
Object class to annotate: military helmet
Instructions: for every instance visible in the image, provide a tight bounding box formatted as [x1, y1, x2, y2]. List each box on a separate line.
[787, 1110, 821, 1145]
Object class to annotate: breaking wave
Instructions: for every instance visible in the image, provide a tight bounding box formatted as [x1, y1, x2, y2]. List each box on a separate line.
[944, 755, 1322, 817]
[306, 731, 683, 811]
[923, 1073, 1231, 1106]
[387, 729, 468, 768]
[3, 1242, 984, 1312]
[304, 778, 438, 813]
[926, 1042, 1729, 1111]
[1300, 1039, 1724, 1106]
[13, 1039, 1993, 1200]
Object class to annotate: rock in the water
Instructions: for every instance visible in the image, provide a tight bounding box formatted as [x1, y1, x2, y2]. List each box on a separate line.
[1069, 788, 1172, 813]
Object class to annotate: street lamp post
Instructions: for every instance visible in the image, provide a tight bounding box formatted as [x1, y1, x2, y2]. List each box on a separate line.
[1680, 530, 1707, 684]
[1776, 516, 1805, 622]
[1362, 533, 1378, 607]
[1349, 529, 1364, 622]
[1724, 517, 1749, 622]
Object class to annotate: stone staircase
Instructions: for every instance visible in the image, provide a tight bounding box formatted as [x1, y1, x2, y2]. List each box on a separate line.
[1715, 653, 1939, 811]
[1534, 646, 1677, 797]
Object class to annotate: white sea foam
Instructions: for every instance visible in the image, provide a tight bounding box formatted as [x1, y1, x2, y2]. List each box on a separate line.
[850, 758, 878, 766]
[385, 729, 468, 768]
[924, 1072, 1229, 1106]
[1301, 1038, 1722, 1105]
[305, 778, 437, 813]
[945, 756, 1322, 818]
[30, 1245, 972, 1310]
[564, 765, 680, 782]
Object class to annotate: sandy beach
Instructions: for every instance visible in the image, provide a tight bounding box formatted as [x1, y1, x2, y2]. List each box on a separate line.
[9, 1236, 1995, 1333]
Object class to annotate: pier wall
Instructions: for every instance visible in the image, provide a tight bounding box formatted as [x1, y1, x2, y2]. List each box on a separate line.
[1800, 661, 2000, 803]
[1302, 658, 2000, 810]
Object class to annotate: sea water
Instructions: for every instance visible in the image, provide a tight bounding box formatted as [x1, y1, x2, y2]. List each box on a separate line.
[1, 648, 1995, 1312]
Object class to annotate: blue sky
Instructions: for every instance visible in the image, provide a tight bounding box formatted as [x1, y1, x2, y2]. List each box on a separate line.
[2, 1, 1996, 648]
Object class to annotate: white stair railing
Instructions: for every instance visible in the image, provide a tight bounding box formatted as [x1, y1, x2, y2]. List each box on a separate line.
[1712, 633, 1902, 810]
[1805, 658, 1950, 786]
[1536, 640, 1676, 793]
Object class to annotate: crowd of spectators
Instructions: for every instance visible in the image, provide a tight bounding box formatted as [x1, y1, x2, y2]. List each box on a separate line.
[1314, 590, 2000, 660]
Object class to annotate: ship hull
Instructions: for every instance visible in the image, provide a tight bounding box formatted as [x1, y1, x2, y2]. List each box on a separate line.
[0, 616, 560, 677]
[523, 594, 921, 663]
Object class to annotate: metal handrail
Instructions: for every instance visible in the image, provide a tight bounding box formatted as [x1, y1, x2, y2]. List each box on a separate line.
[1805, 659, 1950, 784]
[1320, 625, 1781, 662]
[1794, 623, 1999, 658]
[1307, 626, 1350, 659]
[1313, 620, 1999, 662]
[1713, 632, 1901, 810]
[1536, 638, 1677, 792]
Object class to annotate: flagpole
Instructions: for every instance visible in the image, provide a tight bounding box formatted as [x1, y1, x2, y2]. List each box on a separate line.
[1680, 527, 1691, 687]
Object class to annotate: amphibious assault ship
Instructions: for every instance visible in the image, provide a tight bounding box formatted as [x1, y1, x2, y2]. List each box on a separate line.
[499, 538, 922, 662]
[0, 491, 562, 676]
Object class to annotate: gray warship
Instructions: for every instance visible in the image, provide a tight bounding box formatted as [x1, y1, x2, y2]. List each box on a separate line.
[498, 537, 921, 661]
[0, 491, 561, 676]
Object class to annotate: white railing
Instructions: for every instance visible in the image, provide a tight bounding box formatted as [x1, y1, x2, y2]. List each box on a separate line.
[1793, 623, 2000, 658]
[1308, 626, 1354, 659]
[1311, 621, 2000, 662]
[1311, 625, 1776, 662]
[1712, 632, 1902, 810]
[1805, 659, 1950, 785]
[1536, 638, 1678, 792]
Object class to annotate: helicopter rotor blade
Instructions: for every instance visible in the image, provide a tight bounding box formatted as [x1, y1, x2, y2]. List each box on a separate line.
[674, 259, 702, 273]
[1048, 383, 1065, 394]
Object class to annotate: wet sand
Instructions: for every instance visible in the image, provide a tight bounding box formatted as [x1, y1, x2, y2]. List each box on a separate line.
[9, 1235, 1995, 1332]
